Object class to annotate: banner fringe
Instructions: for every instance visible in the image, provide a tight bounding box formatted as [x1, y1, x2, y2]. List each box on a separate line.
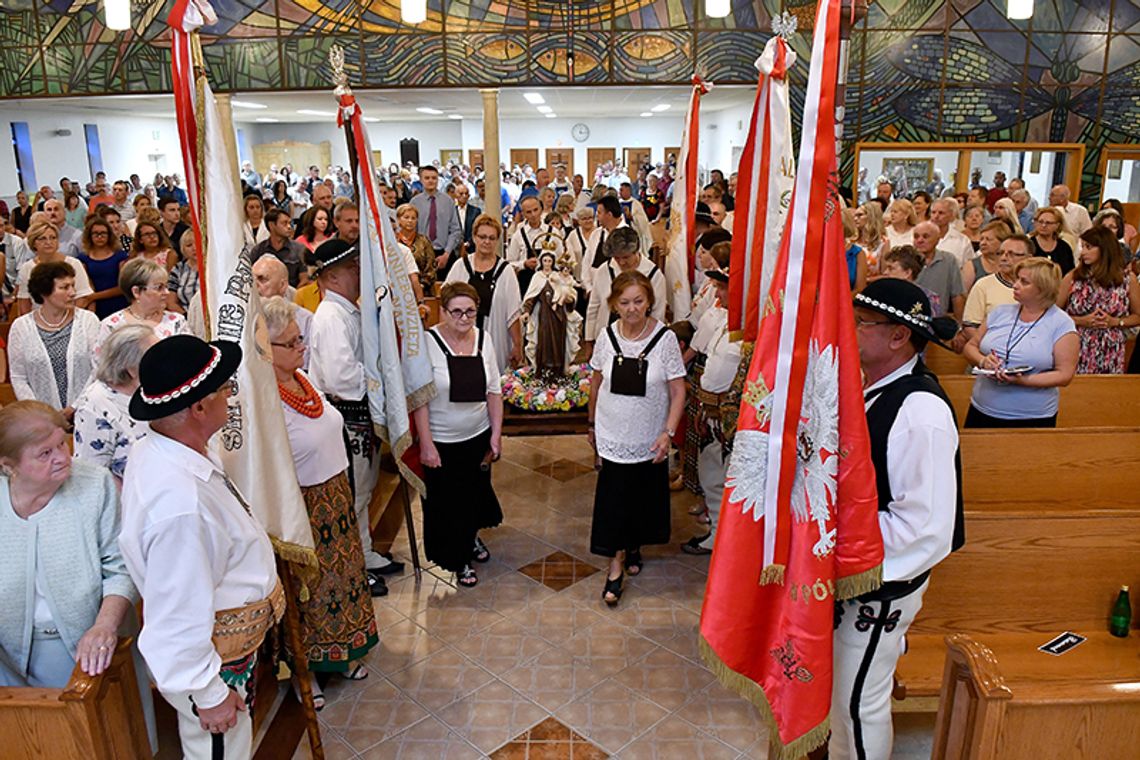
[759, 563, 786, 586]
[375, 423, 425, 498]
[700, 636, 830, 760]
[405, 383, 436, 416]
[835, 563, 882, 601]
[271, 536, 319, 569]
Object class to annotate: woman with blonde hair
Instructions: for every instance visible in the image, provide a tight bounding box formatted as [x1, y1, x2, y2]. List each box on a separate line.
[1057, 225, 1140, 374]
[1031, 206, 1075, 274]
[14, 222, 94, 316]
[395, 203, 437, 293]
[95, 257, 189, 352]
[885, 198, 918, 248]
[962, 257, 1078, 427]
[853, 202, 888, 273]
[993, 197, 1024, 235]
[842, 208, 868, 293]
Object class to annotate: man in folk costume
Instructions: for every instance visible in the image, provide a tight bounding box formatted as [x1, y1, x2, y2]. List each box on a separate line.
[585, 227, 666, 344]
[664, 201, 716, 324]
[307, 238, 401, 596]
[120, 336, 283, 760]
[833, 278, 964, 759]
[680, 265, 742, 556]
[505, 194, 564, 295]
[618, 182, 654, 255]
[581, 195, 633, 298]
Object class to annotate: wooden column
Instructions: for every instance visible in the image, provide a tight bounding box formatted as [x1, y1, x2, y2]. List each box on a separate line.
[480, 88, 502, 232]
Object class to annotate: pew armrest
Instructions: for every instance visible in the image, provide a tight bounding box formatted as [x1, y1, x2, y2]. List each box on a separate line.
[59, 638, 135, 703]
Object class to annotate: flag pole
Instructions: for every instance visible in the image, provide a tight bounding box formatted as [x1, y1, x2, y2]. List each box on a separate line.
[279, 559, 325, 760]
[836, 0, 869, 175]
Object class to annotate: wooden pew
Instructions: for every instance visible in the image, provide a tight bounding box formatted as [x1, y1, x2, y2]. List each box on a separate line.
[924, 344, 969, 376]
[931, 633, 1140, 760]
[0, 638, 150, 759]
[896, 426, 1140, 699]
[940, 374, 1140, 428]
[0, 383, 14, 406]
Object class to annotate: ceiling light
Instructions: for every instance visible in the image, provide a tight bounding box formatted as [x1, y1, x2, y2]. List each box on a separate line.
[296, 109, 336, 117]
[402, 0, 426, 24]
[255, 117, 279, 123]
[363, 116, 380, 123]
[105, 0, 130, 30]
[650, 104, 671, 112]
[231, 100, 267, 110]
[447, 114, 463, 120]
[544, 113, 557, 119]
[416, 107, 443, 115]
[640, 112, 653, 117]
[537, 105, 553, 114]
[524, 92, 545, 105]
[706, 0, 730, 18]
[1006, 0, 1033, 18]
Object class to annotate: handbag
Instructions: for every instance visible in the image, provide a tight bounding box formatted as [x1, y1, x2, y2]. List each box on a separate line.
[607, 323, 669, 397]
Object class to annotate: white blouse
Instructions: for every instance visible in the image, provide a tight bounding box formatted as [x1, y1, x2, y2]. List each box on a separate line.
[15, 255, 94, 304]
[589, 322, 686, 463]
[280, 372, 349, 487]
[95, 309, 189, 355]
[7, 309, 101, 408]
[425, 327, 502, 444]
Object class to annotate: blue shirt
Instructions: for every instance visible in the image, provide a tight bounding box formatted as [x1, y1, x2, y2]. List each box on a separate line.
[1018, 208, 1034, 235]
[971, 304, 1076, 420]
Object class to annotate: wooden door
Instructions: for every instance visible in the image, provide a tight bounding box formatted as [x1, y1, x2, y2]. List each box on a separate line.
[510, 148, 539, 171]
[545, 148, 574, 177]
[468, 149, 485, 171]
[623, 147, 652, 172]
[587, 147, 616, 182]
[665, 146, 681, 166]
[252, 140, 332, 178]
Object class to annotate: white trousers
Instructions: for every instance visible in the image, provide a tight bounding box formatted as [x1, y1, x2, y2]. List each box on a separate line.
[829, 578, 928, 760]
[696, 439, 727, 550]
[162, 665, 255, 760]
[346, 426, 383, 570]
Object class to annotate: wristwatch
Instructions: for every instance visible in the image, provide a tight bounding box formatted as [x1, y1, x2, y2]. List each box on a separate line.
[666, 428, 676, 437]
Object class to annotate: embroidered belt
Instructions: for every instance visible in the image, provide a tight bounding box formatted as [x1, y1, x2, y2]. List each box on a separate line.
[697, 387, 725, 414]
[330, 397, 372, 433]
[212, 579, 285, 662]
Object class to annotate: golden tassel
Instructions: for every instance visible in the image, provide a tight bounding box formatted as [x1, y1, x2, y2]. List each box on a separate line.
[759, 563, 786, 586]
[835, 563, 883, 601]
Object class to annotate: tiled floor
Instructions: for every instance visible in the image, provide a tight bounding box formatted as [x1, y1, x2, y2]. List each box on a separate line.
[292, 434, 937, 759]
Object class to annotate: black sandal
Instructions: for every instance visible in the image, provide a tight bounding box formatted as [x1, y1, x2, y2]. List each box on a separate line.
[457, 565, 479, 588]
[472, 536, 490, 563]
[624, 549, 643, 576]
[603, 572, 624, 606]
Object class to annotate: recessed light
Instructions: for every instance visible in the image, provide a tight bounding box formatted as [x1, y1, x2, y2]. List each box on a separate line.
[536, 105, 553, 114]
[650, 104, 671, 112]
[231, 100, 267, 109]
[640, 112, 653, 117]
[416, 107, 444, 115]
[524, 92, 545, 105]
[296, 109, 336, 117]
[447, 114, 463, 120]
[545, 113, 557, 119]
[255, 117, 279, 123]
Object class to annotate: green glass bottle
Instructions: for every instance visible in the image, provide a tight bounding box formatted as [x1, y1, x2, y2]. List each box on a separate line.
[1110, 585, 1131, 638]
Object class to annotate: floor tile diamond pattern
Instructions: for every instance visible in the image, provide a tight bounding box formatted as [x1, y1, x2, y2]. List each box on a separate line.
[517, 550, 601, 592]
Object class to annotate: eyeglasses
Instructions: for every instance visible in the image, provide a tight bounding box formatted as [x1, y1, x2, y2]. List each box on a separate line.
[998, 251, 1030, 259]
[474, 233, 498, 242]
[446, 308, 478, 320]
[271, 335, 305, 350]
[91, 230, 109, 236]
[141, 231, 160, 239]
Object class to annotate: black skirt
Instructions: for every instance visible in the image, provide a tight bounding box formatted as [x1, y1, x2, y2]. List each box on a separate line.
[421, 428, 503, 572]
[964, 404, 1057, 429]
[590, 458, 671, 557]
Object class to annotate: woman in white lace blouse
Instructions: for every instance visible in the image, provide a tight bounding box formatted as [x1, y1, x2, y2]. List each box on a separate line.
[8, 261, 101, 420]
[73, 325, 156, 481]
[587, 270, 686, 606]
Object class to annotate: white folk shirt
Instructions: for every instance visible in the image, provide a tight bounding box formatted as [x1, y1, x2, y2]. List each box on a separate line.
[308, 290, 365, 400]
[119, 433, 277, 709]
[505, 222, 563, 272]
[863, 356, 959, 582]
[698, 306, 742, 395]
[585, 255, 667, 342]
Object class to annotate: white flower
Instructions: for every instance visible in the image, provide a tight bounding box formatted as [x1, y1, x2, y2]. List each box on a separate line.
[725, 429, 770, 522]
[555, 389, 567, 402]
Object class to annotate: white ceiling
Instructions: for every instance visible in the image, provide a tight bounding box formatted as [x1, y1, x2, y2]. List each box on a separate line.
[10, 85, 753, 124]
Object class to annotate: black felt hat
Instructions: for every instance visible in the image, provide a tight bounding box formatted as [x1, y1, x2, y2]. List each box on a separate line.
[694, 201, 716, 225]
[705, 265, 729, 284]
[310, 237, 359, 275]
[129, 335, 242, 421]
[853, 278, 958, 347]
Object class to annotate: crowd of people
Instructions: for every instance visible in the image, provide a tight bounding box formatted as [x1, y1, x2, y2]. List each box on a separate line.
[0, 151, 1132, 760]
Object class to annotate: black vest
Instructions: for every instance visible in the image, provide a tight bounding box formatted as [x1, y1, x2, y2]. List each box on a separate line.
[862, 359, 965, 598]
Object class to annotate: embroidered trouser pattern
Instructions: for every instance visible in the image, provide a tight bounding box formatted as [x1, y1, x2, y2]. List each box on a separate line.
[829, 578, 928, 760]
[163, 654, 257, 760]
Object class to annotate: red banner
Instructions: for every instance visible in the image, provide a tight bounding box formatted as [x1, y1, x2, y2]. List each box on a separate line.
[700, 1, 883, 757]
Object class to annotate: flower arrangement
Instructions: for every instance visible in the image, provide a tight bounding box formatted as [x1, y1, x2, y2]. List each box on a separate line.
[502, 363, 592, 412]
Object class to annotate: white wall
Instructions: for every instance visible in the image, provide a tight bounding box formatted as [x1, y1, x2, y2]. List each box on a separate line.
[699, 101, 752, 178]
[0, 107, 184, 199]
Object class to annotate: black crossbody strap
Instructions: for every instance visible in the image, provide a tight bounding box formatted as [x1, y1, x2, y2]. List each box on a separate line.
[638, 325, 669, 359]
[426, 328, 452, 356]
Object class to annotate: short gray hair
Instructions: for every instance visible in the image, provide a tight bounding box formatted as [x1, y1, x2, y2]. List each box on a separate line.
[118, 257, 165, 304]
[261, 295, 297, 341]
[96, 324, 155, 386]
[1009, 189, 1029, 202]
[574, 206, 595, 221]
[604, 226, 641, 258]
[932, 197, 960, 219]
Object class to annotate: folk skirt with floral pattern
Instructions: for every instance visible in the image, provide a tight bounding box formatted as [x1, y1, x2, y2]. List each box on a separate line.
[291, 472, 378, 672]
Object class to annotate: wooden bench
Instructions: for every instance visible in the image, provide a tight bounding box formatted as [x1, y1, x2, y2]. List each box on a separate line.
[924, 337, 1136, 378]
[0, 383, 14, 406]
[930, 633, 1140, 759]
[941, 374, 1140, 428]
[0, 638, 150, 759]
[896, 427, 1140, 701]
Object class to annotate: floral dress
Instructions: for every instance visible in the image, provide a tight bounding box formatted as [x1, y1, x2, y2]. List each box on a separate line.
[73, 382, 148, 478]
[1065, 277, 1130, 374]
